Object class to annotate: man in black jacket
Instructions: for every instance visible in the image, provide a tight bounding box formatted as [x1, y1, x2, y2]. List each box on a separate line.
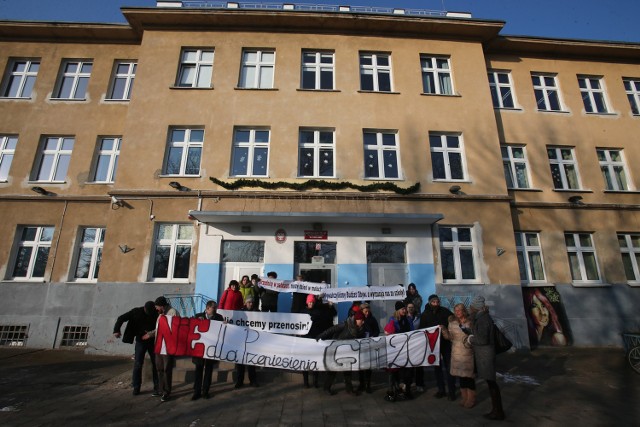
[192, 300, 224, 400]
[419, 294, 456, 400]
[113, 301, 159, 396]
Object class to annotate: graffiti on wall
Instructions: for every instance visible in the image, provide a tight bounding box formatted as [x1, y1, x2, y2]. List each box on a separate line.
[522, 287, 572, 348]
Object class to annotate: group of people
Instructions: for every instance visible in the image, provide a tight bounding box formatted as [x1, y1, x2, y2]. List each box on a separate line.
[113, 281, 505, 421]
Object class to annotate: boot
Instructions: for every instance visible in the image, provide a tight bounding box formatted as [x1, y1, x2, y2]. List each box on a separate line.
[459, 388, 468, 407]
[464, 389, 476, 409]
[483, 384, 505, 420]
[303, 372, 310, 388]
[312, 372, 319, 388]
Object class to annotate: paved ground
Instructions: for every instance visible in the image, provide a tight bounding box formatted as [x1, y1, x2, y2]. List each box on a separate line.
[0, 347, 637, 427]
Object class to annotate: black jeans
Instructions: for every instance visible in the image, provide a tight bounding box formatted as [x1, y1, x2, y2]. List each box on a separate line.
[133, 339, 158, 392]
[434, 345, 456, 394]
[235, 364, 256, 385]
[193, 358, 217, 395]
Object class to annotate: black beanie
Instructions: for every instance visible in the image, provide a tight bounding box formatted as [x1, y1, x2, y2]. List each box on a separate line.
[144, 301, 155, 314]
[395, 301, 405, 311]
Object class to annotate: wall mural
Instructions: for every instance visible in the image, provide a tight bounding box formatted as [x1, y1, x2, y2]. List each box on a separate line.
[522, 287, 572, 349]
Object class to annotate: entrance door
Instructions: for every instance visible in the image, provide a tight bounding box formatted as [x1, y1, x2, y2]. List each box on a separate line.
[368, 264, 408, 328]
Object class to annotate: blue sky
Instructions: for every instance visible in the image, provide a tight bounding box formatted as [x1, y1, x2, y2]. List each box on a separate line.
[0, 0, 638, 43]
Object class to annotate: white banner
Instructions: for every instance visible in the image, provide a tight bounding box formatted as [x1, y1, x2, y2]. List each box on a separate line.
[156, 315, 441, 372]
[258, 279, 329, 295]
[321, 286, 406, 303]
[218, 309, 312, 335]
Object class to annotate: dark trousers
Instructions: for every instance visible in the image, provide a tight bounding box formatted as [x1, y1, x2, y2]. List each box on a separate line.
[434, 345, 456, 394]
[155, 354, 174, 396]
[324, 371, 354, 391]
[193, 358, 216, 396]
[358, 369, 372, 389]
[414, 366, 425, 387]
[133, 339, 158, 392]
[235, 364, 256, 385]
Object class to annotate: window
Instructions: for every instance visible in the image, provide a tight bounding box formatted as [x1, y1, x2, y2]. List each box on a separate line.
[1, 59, 39, 98]
[92, 137, 121, 183]
[578, 76, 608, 113]
[360, 53, 392, 92]
[547, 147, 580, 190]
[501, 145, 531, 189]
[107, 61, 136, 100]
[231, 128, 269, 177]
[363, 130, 400, 179]
[222, 241, 265, 262]
[239, 49, 275, 89]
[531, 73, 562, 111]
[565, 232, 601, 283]
[439, 226, 478, 283]
[0, 325, 29, 346]
[515, 232, 546, 283]
[597, 149, 630, 191]
[177, 49, 213, 88]
[151, 224, 193, 281]
[294, 241, 336, 263]
[60, 326, 89, 347]
[298, 129, 335, 177]
[366, 242, 406, 263]
[429, 133, 465, 181]
[301, 51, 334, 90]
[164, 128, 203, 176]
[618, 233, 640, 284]
[488, 70, 515, 108]
[421, 55, 453, 95]
[623, 78, 640, 115]
[54, 60, 92, 99]
[0, 135, 18, 181]
[33, 136, 74, 182]
[72, 227, 105, 281]
[11, 226, 54, 279]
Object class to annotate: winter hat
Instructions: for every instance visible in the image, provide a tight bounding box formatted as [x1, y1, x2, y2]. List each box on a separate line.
[428, 294, 439, 303]
[354, 311, 365, 321]
[306, 294, 316, 304]
[360, 302, 370, 310]
[144, 301, 155, 314]
[155, 296, 168, 307]
[395, 301, 405, 311]
[470, 295, 486, 310]
[245, 296, 254, 304]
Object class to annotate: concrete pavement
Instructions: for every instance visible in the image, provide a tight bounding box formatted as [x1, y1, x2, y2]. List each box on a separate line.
[0, 347, 637, 426]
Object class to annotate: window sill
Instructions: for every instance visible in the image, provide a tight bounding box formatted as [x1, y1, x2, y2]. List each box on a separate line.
[552, 189, 593, 193]
[297, 88, 340, 93]
[441, 281, 485, 286]
[494, 107, 523, 111]
[584, 111, 617, 116]
[420, 92, 461, 98]
[508, 187, 543, 192]
[103, 98, 131, 102]
[0, 96, 32, 100]
[66, 280, 97, 284]
[298, 176, 338, 179]
[570, 281, 611, 288]
[49, 98, 87, 102]
[234, 87, 278, 91]
[627, 282, 640, 287]
[357, 90, 401, 95]
[537, 109, 570, 114]
[84, 181, 114, 185]
[3, 278, 46, 283]
[520, 282, 553, 287]
[603, 189, 640, 194]
[27, 181, 67, 185]
[146, 280, 192, 284]
[157, 174, 201, 178]
[170, 86, 214, 90]
[363, 177, 404, 181]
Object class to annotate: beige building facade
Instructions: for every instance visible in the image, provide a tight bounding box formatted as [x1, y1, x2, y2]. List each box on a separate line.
[0, 2, 638, 353]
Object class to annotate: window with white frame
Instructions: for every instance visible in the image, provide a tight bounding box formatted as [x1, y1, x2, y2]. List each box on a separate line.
[239, 49, 275, 89]
[531, 73, 562, 111]
[54, 60, 92, 99]
[578, 76, 609, 113]
[623, 78, 640, 115]
[501, 145, 531, 189]
[515, 232, 546, 283]
[11, 226, 54, 279]
[0, 135, 18, 181]
[363, 130, 400, 179]
[231, 128, 269, 177]
[488, 70, 515, 108]
[547, 146, 580, 190]
[360, 53, 392, 92]
[301, 51, 334, 90]
[107, 61, 136, 100]
[32, 136, 74, 182]
[439, 226, 478, 283]
[151, 224, 193, 281]
[618, 233, 640, 284]
[164, 128, 203, 176]
[1, 59, 39, 98]
[597, 148, 630, 191]
[565, 232, 601, 283]
[298, 128, 335, 177]
[421, 55, 453, 95]
[72, 227, 105, 281]
[91, 137, 121, 183]
[429, 133, 466, 181]
[177, 49, 213, 88]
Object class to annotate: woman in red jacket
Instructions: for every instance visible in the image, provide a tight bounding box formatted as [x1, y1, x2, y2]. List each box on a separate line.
[219, 280, 244, 310]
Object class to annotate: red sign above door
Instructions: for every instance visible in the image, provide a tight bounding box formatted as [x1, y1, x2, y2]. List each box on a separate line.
[304, 230, 328, 240]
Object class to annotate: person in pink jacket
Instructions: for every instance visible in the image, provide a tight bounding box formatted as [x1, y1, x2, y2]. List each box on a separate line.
[219, 280, 244, 310]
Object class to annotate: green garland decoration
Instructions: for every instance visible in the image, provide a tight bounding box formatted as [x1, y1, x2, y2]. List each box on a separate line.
[210, 177, 420, 195]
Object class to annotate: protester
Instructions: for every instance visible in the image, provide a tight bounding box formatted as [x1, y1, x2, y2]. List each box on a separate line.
[142, 296, 178, 402]
[191, 300, 223, 400]
[290, 274, 309, 314]
[302, 293, 334, 388]
[405, 301, 424, 392]
[404, 283, 423, 317]
[442, 303, 476, 408]
[219, 279, 243, 310]
[235, 296, 260, 388]
[317, 308, 366, 395]
[239, 275, 257, 303]
[358, 302, 379, 393]
[419, 294, 456, 401]
[259, 271, 280, 312]
[466, 296, 505, 420]
[112, 300, 159, 396]
[383, 301, 414, 401]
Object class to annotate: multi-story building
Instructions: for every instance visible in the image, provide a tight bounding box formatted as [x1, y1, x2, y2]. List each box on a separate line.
[0, 1, 638, 353]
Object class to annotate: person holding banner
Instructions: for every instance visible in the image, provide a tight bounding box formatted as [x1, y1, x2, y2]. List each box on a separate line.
[142, 296, 177, 402]
[302, 293, 334, 388]
[358, 302, 380, 394]
[234, 296, 260, 388]
[317, 309, 366, 395]
[239, 275, 257, 304]
[219, 280, 243, 310]
[259, 271, 280, 312]
[191, 300, 224, 400]
[383, 301, 414, 401]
